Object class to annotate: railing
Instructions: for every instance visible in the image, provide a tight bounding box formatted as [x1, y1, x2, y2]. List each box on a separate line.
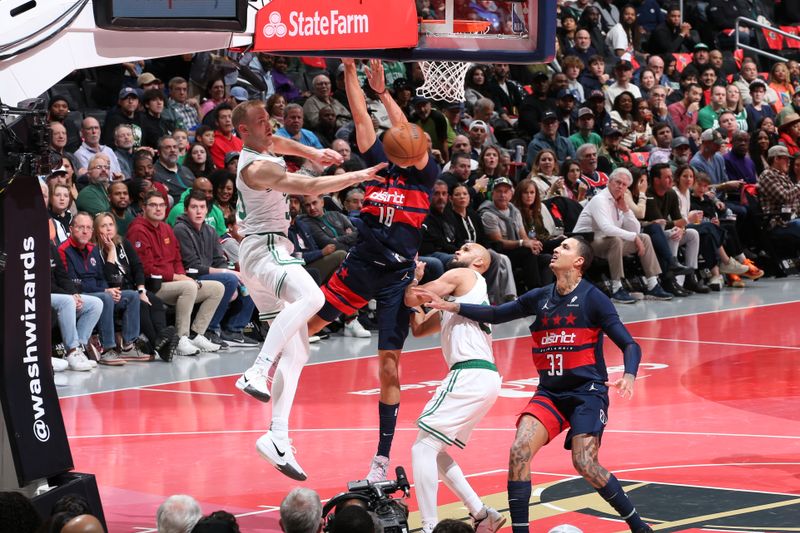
[735, 16, 800, 63]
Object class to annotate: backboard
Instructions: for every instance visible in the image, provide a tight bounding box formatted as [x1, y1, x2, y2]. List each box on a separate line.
[254, 0, 556, 64]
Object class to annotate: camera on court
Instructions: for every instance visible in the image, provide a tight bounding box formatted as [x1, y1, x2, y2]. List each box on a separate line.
[322, 466, 411, 533]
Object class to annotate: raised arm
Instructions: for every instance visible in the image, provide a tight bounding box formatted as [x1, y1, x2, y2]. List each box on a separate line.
[241, 159, 387, 196]
[343, 59, 377, 153]
[364, 59, 408, 127]
[271, 136, 343, 168]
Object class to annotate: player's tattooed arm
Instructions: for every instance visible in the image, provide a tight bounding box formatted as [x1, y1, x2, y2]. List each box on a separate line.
[571, 435, 611, 488]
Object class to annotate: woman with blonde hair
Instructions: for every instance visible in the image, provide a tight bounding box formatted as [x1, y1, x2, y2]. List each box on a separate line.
[768, 62, 794, 113]
[92, 212, 178, 361]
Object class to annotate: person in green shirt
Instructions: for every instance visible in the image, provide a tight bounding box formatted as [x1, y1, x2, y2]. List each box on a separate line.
[166, 177, 226, 236]
[569, 107, 603, 151]
[697, 85, 727, 130]
[75, 154, 112, 216]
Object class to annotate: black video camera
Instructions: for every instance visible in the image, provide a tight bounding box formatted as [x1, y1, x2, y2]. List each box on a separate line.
[322, 466, 411, 533]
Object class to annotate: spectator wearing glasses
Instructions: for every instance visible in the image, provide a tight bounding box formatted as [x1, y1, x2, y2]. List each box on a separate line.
[58, 212, 144, 364]
[75, 154, 113, 216]
[74, 116, 122, 178]
[126, 190, 225, 356]
[304, 74, 352, 129]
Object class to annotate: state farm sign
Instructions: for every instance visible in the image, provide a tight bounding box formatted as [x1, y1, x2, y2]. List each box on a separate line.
[254, 0, 419, 52]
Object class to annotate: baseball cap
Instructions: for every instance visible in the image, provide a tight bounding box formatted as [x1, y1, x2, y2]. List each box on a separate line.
[700, 128, 724, 144]
[492, 176, 514, 189]
[412, 95, 431, 106]
[578, 107, 594, 118]
[671, 136, 690, 148]
[541, 111, 558, 123]
[118, 87, 140, 100]
[230, 86, 248, 102]
[556, 88, 576, 100]
[694, 42, 710, 51]
[445, 101, 465, 111]
[603, 125, 622, 137]
[47, 165, 68, 178]
[393, 78, 412, 91]
[224, 151, 240, 165]
[137, 72, 161, 86]
[469, 119, 489, 131]
[614, 60, 633, 71]
[532, 71, 550, 81]
[768, 145, 790, 158]
[588, 89, 605, 100]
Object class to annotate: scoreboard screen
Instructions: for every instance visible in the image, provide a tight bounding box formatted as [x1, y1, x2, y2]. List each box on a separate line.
[94, 0, 248, 31]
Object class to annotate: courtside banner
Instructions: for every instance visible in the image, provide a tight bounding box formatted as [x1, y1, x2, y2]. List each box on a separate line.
[254, 0, 419, 52]
[0, 175, 73, 485]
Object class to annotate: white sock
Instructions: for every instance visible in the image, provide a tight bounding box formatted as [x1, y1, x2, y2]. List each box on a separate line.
[645, 276, 658, 290]
[412, 436, 441, 532]
[437, 451, 483, 516]
[675, 274, 685, 286]
[270, 417, 288, 441]
[611, 280, 623, 292]
[271, 332, 308, 428]
[736, 253, 746, 262]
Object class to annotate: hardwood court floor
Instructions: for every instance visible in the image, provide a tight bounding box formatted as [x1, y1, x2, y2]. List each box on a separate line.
[59, 291, 800, 532]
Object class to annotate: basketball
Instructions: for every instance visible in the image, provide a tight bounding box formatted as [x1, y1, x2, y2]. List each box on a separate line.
[381, 123, 428, 167]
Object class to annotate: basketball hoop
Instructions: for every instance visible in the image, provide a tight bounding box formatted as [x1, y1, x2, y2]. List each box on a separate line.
[415, 19, 492, 103]
[416, 60, 472, 103]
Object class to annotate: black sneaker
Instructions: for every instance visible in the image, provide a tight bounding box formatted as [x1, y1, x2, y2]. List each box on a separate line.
[205, 330, 229, 350]
[221, 330, 259, 346]
[154, 326, 178, 360]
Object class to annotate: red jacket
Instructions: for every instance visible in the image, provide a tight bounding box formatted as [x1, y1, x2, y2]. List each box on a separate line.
[210, 130, 244, 169]
[126, 216, 185, 281]
[779, 131, 800, 156]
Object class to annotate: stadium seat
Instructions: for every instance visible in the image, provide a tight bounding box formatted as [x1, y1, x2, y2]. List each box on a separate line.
[50, 82, 86, 111]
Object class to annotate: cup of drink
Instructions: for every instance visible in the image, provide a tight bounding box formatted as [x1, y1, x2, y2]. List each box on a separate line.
[146, 274, 162, 292]
[186, 268, 199, 279]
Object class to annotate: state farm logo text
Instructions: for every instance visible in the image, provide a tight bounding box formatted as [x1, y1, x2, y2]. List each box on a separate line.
[262, 10, 369, 38]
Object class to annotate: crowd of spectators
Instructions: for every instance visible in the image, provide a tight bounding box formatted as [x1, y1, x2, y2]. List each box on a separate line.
[42, 1, 800, 376]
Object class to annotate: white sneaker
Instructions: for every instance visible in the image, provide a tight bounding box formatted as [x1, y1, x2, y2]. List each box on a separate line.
[190, 333, 221, 352]
[175, 336, 200, 356]
[344, 319, 371, 338]
[235, 363, 273, 402]
[472, 506, 507, 533]
[309, 335, 321, 344]
[256, 431, 307, 481]
[66, 348, 93, 371]
[719, 258, 749, 275]
[52, 357, 69, 372]
[365, 454, 389, 483]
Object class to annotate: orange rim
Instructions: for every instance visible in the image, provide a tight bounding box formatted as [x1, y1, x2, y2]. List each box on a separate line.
[422, 19, 492, 34]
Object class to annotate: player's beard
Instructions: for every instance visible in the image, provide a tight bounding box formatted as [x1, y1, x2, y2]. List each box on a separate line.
[450, 259, 470, 269]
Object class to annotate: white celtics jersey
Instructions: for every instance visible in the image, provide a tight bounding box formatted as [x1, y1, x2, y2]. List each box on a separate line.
[236, 146, 291, 237]
[440, 270, 494, 367]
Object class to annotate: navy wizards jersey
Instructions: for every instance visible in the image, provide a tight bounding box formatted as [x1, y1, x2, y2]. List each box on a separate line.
[352, 139, 439, 265]
[458, 279, 642, 393]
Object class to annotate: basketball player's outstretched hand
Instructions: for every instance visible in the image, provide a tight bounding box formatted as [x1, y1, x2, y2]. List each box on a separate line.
[605, 373, 635, 399]
[313, 148, 344, 167]
[412, 288, 459, 313]
[354, 162, 390, 185]
[365, 59, 386, 95]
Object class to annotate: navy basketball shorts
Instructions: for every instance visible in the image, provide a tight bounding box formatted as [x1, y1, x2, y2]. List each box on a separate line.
[517, 383, 610, 450]
[319, 252, 415, 351]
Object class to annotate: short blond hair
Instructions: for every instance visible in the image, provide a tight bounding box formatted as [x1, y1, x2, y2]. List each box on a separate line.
[232, 99, 265, 131]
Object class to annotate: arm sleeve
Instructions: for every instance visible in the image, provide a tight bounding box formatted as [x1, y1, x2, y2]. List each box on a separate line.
[457, 288, 544, 324]
[210, 231, 229, 269]
[587, 288, 642, 376]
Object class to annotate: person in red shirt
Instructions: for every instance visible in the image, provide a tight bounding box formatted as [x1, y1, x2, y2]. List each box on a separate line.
[126, 190, 225, 355]
[210, 103, 243, 169]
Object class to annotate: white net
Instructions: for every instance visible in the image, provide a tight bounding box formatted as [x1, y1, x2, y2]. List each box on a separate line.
[416, 60, 472, 103]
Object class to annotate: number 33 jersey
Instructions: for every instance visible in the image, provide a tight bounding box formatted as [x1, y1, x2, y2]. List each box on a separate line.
[353, 139, 439, 265]
[520, 280, 635, 392]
